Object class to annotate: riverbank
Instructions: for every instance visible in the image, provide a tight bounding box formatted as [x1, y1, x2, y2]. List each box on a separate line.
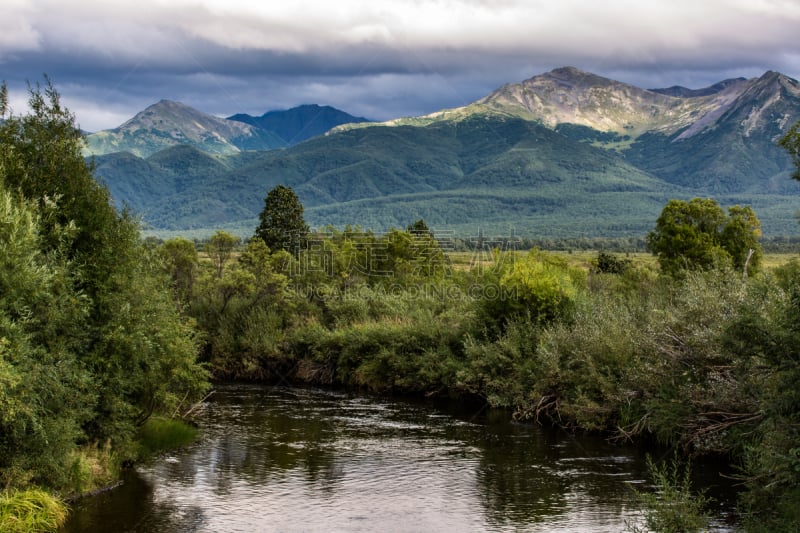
[154, 227, 800, 530]
[0, 418, 200, 532]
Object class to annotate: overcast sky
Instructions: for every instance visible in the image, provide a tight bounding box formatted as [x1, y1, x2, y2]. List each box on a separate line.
[2, 0, 799, 132]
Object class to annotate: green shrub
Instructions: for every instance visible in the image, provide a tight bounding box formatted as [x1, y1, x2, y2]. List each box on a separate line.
[477, 250, 584, 336]
[593, 251, 632, 274]
[64, 443, 118, 497]
[534, 290, 645, 430]
[626, 452, 712, 533]
[723, 270, 800, 531]
[461, 318, 549, 410]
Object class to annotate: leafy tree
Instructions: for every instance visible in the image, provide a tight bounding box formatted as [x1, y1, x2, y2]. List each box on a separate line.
[189, 237, 292, 375]
[0, 78, 118, 267]
[0, 185, 92, 488]
[721, 205, 762, 274]
[647, 198, 762, 276]
[407, 218, 433, 237]
[238, 239, 288, 303]
[255, 185, 309, 256]
[723, 266, 800, 531]
[477, 250, 584, 334]
[593, 251, 631, 274]
[205, 230, 240, 278]
[500, 250, 582, 324]
[778, 121, 800, 181]
[780, 121, 800, 232]
[159, 237, 199, 301]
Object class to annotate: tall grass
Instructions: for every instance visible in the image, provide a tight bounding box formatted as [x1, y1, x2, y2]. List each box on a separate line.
[0, 489, 68, 533]
[64, 442, 119, 498]
[626, 453, 712, 533]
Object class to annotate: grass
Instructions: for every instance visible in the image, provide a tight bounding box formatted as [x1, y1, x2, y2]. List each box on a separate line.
[136, 417, 199, 458]
[761, 253, 799, 270]
[0, 489, 68, 533]
[446, 250, 658, 274]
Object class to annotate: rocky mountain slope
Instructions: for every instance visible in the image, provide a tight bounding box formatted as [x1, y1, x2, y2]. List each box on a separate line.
[84, 100, 287, 158]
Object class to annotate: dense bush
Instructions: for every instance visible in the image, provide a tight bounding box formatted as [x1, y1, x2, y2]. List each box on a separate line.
[0, 81, 208, 502]
[722, 264, 800, 531]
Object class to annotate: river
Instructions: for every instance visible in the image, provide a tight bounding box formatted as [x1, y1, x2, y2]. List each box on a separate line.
[62, 384, 738, 532]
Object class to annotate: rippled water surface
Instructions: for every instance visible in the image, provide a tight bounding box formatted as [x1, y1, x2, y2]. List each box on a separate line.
[62, 384, 737, 532]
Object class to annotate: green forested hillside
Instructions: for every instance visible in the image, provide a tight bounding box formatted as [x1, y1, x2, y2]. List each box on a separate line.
[94, 113, 800, 237]
[95, 115, 682, 234]
[91, 68, 800, 238]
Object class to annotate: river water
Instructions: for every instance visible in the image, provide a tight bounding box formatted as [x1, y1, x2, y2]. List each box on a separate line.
[62, 384, 738, 532]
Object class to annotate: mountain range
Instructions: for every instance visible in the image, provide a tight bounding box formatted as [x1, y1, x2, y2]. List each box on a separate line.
[87, 67, 800, 238]
[228, 104, 369, 146]
[84, 101, 368, 158]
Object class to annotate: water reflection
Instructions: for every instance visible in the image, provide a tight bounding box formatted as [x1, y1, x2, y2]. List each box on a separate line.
[62, 384, 735, 532]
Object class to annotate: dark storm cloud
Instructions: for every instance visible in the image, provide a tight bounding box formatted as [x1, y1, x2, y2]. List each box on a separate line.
[2, 0, 799, 131]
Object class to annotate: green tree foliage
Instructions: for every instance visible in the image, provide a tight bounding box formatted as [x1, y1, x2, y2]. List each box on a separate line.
[0, 78, 118, 268]
[205, 230, 240, 278]
[723, 263, 800, 531]
[502, 251, 581, 322]
[0, 79, 208, 491]
[254, 185, 309, 256]
[159, 237, 199, 301]
[477, 250, 583, 334]
[593, 251, 631, 274]
[647, 198, 762, 276]
[407, 218, 432, 236]
[188, 237, 291, 377]
[376, 228, 448, 281]
[778, 120, 800, 181]
[0, 186, 91, 489]
[722, 205, 763, 272]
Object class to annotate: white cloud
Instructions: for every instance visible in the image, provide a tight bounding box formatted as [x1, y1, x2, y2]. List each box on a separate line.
[0, 0, 41, 58]
[17, 0, 800, 58]
[2, 0, 799, 130]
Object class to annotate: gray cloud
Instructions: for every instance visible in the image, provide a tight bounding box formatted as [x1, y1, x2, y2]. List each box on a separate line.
[2, 0, 799, 131]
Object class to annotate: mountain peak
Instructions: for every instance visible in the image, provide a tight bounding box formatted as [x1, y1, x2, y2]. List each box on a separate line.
[548, 66, 590, 77]
[121, 99, 213, 128]
[478, 67, 680, 133]
[86, 100, 285, 158]
[755, 70, 800, 92]
[546, 66, 609, 81]
[140, 99, 196, 113]
[155, 98, 183, 106]
[649, 78, 748, 98]
[228, 104, 369, 145]
[473, 67, 800, 138]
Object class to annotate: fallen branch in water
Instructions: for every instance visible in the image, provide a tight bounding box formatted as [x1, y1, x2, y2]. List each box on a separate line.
[179, 390, 216, 420]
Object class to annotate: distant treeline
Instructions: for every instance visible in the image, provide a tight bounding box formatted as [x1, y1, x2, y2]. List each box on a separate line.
[151, 234, 800, 255]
